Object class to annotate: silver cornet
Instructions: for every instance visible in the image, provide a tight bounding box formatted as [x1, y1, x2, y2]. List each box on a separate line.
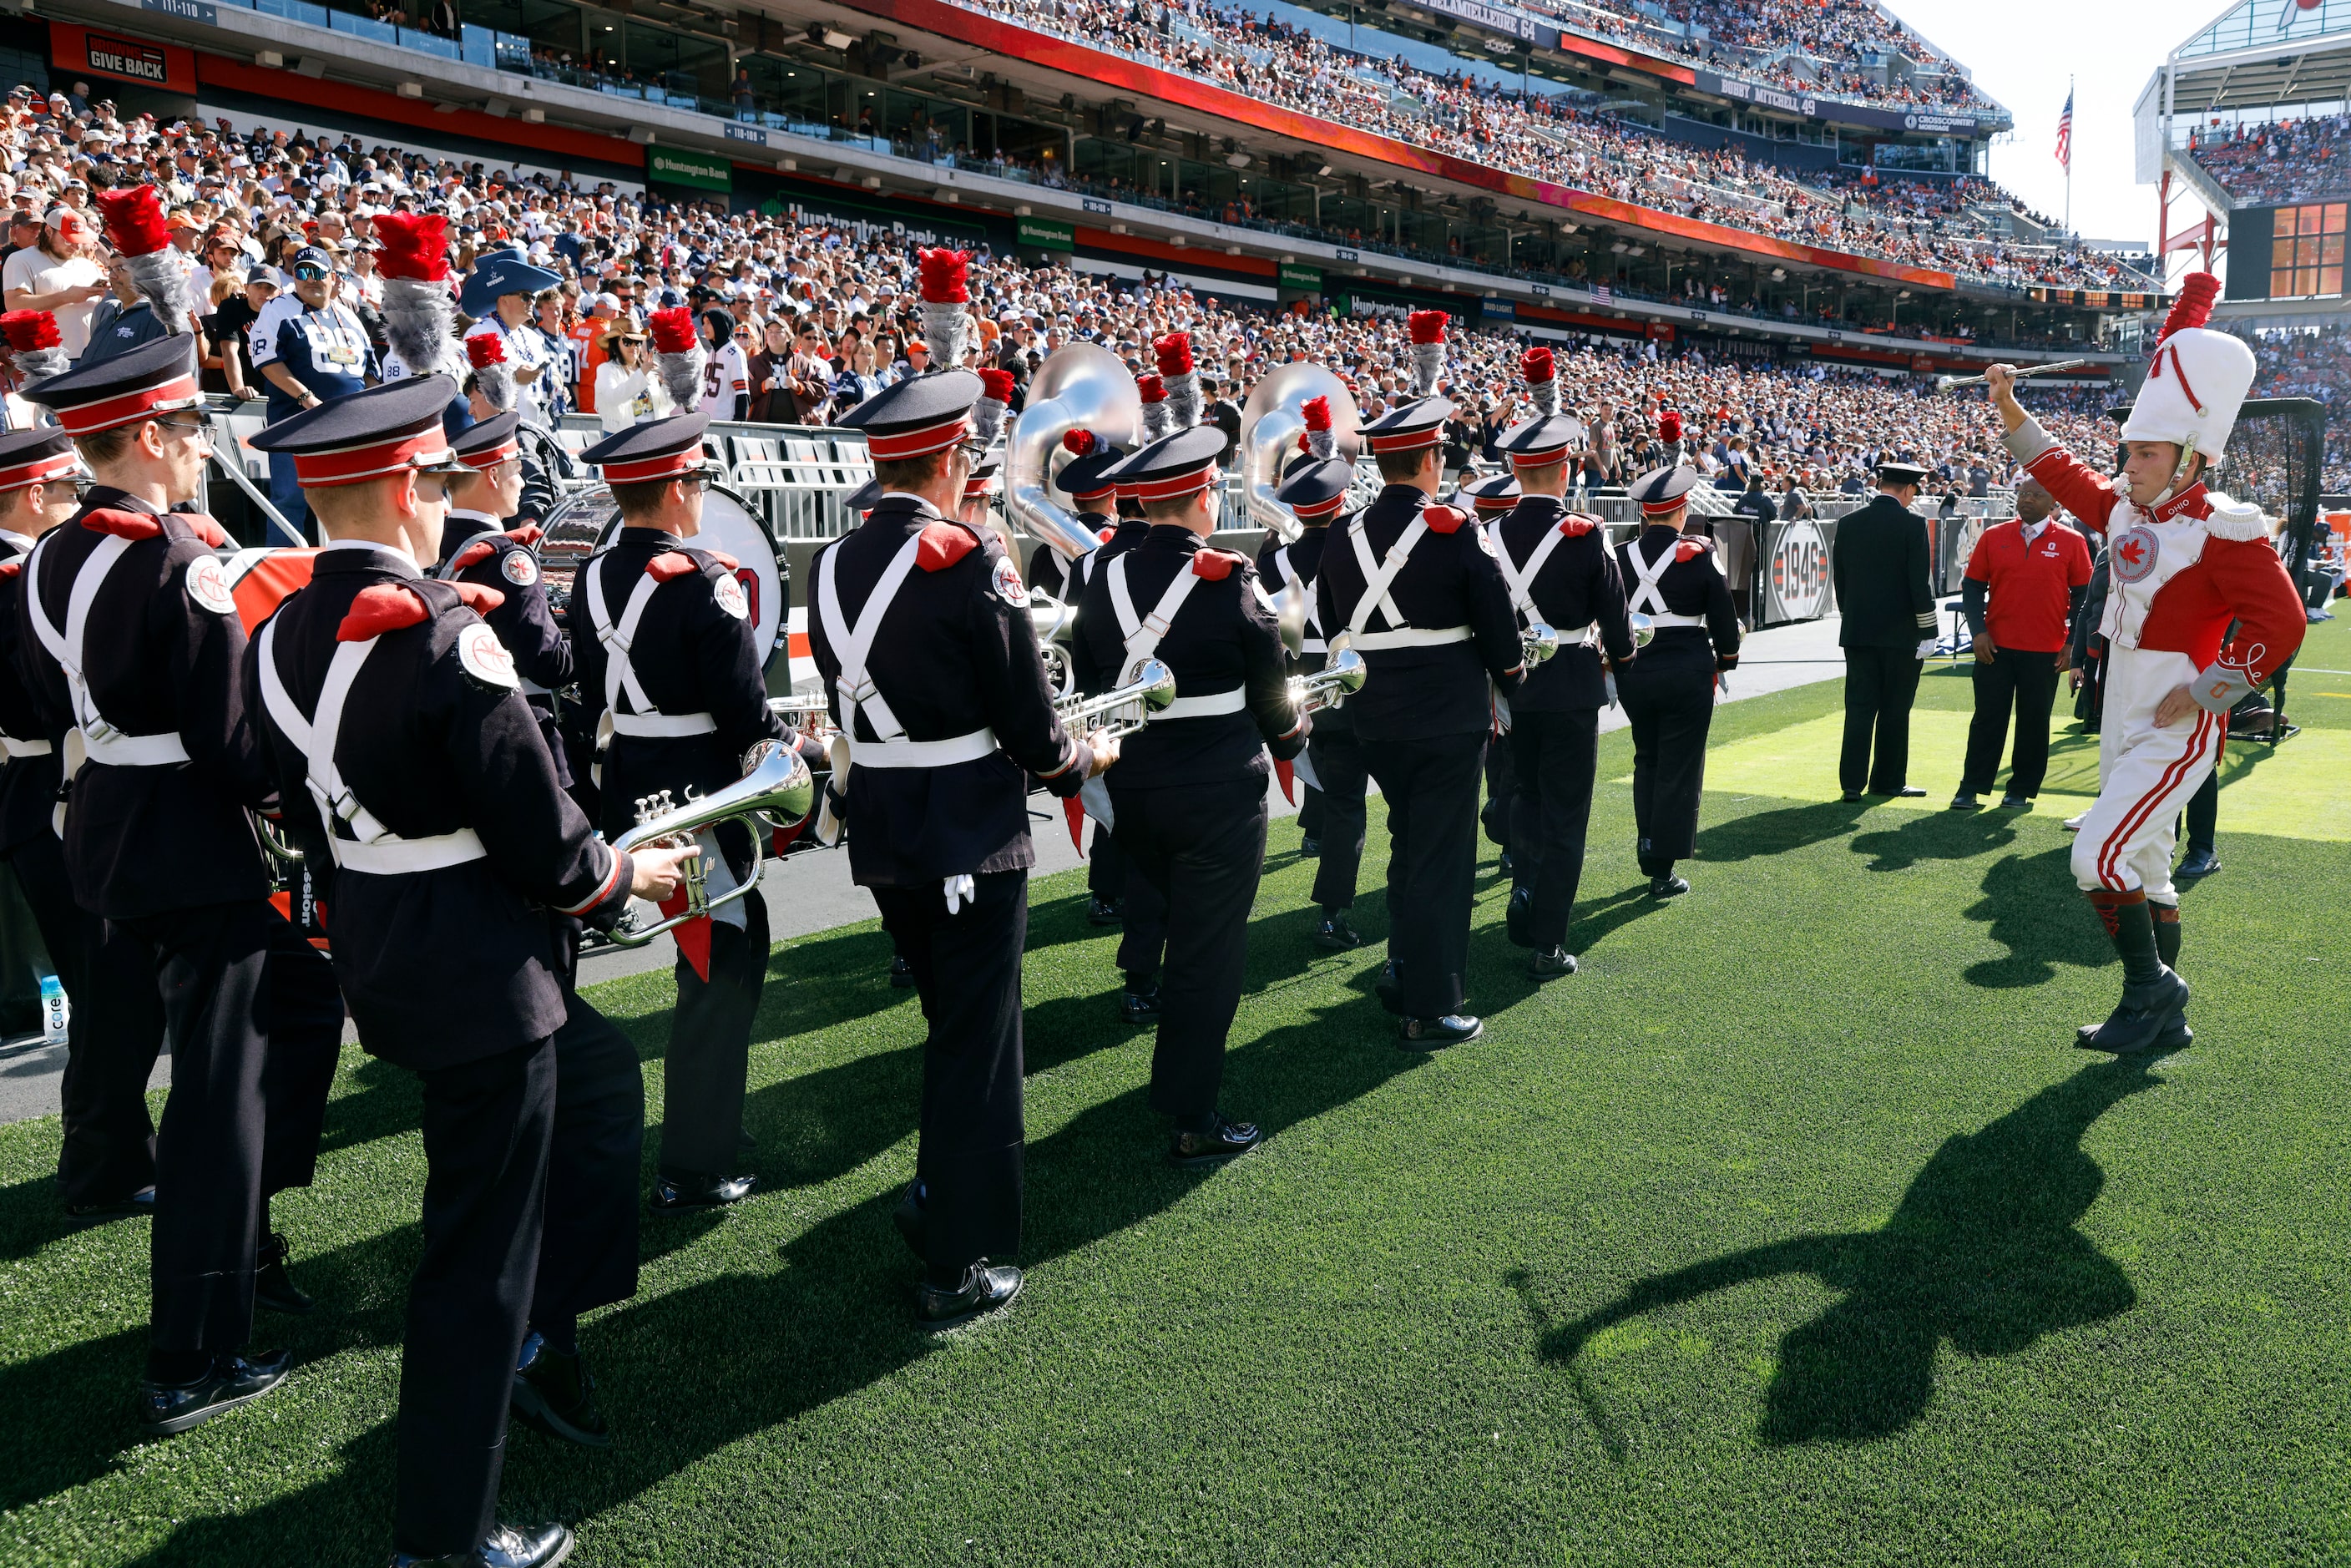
[608, 742, 815, 947]
[1934, 358, 2093, 393]
[1288, 645, 1367, 714]
[1523, 620, 1560, 665]
[1055, 658, 1176, 739]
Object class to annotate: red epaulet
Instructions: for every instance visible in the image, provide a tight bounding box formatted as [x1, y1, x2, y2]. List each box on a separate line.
[915, 519, 978, 572]
[503, 524, 544, 549]
[453, 581, 506, 615]
[1097, 526, 1116, 544]
[1420, 503, 1469, 534]
[1559, 514, 1597, 538]
[1675, 539, 1713, 563]
[1191, 548, 1249, 581]
[82, 508, 160, 540]
[337, 583, 429, 641]
[647, 551, 699, 582]
[451, 539, 496, 571]
[709, 550, 741, 572]
[0, 560, 20, 580]
[176, 513, 229, 548]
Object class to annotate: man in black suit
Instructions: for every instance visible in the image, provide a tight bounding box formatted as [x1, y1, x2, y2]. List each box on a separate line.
[1831, 458, 1938, 800]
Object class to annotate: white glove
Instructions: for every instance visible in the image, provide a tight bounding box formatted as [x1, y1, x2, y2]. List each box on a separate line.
[1914, 639, 1936, 661]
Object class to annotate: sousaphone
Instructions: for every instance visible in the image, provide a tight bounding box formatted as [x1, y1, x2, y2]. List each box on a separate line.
[1005, 343, 1143, 564]
[1239, 362, 1361, 545]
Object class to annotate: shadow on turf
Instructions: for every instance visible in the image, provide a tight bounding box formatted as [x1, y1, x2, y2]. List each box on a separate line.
[1692, 798, 1871, 863]
[1961, 847, 2114, 989]
[1848, 809, 2020, 873]
[1520, 1055, 2159, 1448]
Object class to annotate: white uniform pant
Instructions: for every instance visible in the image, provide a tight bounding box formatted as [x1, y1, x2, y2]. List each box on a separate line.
[2070, 646, 2223, 903]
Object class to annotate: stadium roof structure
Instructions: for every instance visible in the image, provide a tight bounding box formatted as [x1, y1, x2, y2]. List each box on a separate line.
[2141, 0, 2351, 143]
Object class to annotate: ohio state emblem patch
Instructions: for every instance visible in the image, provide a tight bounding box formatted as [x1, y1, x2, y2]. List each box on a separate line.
[501, 549, 539, 588]
[713, 574, 750, 620]
[457, 623, 518, 689]
[993, 556, 1030, 608]
[185, 554, 235, 616]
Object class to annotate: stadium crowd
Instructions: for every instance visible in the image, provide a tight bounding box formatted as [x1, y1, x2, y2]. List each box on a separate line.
[966, 0, 2143, 291]
[2187, 114, 2351, 205]
[0, 90, 2114, 502]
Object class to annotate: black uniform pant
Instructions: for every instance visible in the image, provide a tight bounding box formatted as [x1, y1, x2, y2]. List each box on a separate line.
[1115, 845, 1169, 989]
[120, 899, 341, 1355]
[1509, 707, 1600, 950]
[1840, 645, 1924, 794]
[8, 831, 164, 1204]
[1959, 649, 2061, 798]
[872, 869, 1026, 1277]
[533, 988, 644, 1328]
[397, 1037, 556, 1559]
[1365, 732, 1485, 1019]
[2182, 761, 2220, 855]
[1085, 818, 1123, 904]
[1619, 640, 1718, 872]
[1481, 731, 1514, 847]
[661, 887, 766, 1179]
[1112, 777, 1269, 1125]
[1303, 725, 1370, 913]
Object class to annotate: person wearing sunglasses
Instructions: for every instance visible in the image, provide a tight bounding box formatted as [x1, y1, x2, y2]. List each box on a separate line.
[250, 244, 377, 536]
[593, 323, 663, 433]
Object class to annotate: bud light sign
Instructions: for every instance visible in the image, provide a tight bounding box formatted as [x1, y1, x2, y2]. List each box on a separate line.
[1768, 519, 1830, 621]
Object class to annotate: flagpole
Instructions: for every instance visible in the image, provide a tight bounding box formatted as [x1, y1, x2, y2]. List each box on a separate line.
[2065, 75, 2074, 236]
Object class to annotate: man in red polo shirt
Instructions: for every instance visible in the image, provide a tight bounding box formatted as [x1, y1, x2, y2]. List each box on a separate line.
[1952, 478, 2093, 811]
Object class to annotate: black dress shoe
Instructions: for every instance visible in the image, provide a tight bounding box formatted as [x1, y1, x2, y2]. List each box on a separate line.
[1998, 794, 2032, 810]
[1529, 947, 1577, 981]
[2076, 969, 2192, 1055]
[1312, 913, 1362, 950]
[888, 953, 915, 988]
[512, 1333, 611, 1449]
[141, 1348, 292, 1437]
[1893, 786, 1926, 798]
[254, 1232, 315, 1315]
[1497, 848, 1517, 877]
[1085, 896, 1123, 928]
[1398, 1014, 1482, 1050]
[1297, 835, 1321, 858]
[1841, 789, 1863, 802]
[1949, 792, 1981, 812]
[391, 1522, 575, 1567]
[892, 1181, 927, 1261]
[1169, 1115, 1262, 1169]
[1504, 884, 1535, 948]
[2177, 847, 2222, 878]
[66, 1183, 155, 1219]
[1649, 875, 1690, 898]
[1120, 985, 1160, 1025]
[1373, 960, 1403, 1016]
[649, 1172, 756, 1211]
[916, 1261, 1023, 1333]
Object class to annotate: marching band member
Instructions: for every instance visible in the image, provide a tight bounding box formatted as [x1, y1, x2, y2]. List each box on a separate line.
[1491, 350, 1636, 979]
[1984, 274, 2303, 1055]
[1615, 466, 1741, 898]
[245, 376, 691, 1568]
[1021, 428, 1121, 605]
[15, 336, 342, 1432]
[1459, 471, 1523, 870]
[1312, 311, 1524, 1048]
[1079, 420, 1307, 1166]
[0, 426, 164, 1214]
[572, 411, 787, 1211]
[826, 360, 1112, 1329]
[437, 410, 574, 787]
[1267, 397, 1369, 949]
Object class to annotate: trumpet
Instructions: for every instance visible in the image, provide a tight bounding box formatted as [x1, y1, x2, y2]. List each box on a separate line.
[1056, 658, 1176, 739]
[1287, 645, 1367, 714]
[1523, 620, 1561, 666]
[608, 741, 815, 947]
[1934, 358, 2094, 393]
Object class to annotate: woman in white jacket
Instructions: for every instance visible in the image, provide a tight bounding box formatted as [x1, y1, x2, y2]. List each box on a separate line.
[594, 324, 667, 432]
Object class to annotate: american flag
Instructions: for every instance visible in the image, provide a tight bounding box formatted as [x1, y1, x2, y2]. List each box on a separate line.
[1592, 283, 1612, 304]
[2055, 90, 2073, 171]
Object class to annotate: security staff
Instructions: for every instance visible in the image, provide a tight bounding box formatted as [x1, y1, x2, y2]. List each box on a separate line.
[824, 366, 1111, 1330]
[16, 336, 342, 1434]
[1492, 412, 1635, 979]
[245, 376, 691, 1568]
[1833, 458, 1938, 800]
[1615, 466, 1742, 897]
[0, 427, 164, 1212]
[250, 245, 378, 537]
[1080, 424, 1307, 1164]
[437, 411, 574, 787]
[572, 412, 786, 1212]
[1312, 318, 1524, 1049]
[1268, 437, 1369, 948]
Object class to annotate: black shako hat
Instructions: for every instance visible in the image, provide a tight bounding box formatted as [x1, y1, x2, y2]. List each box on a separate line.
[452, 408, 523, 469]
[1457, 471, 1522, 517]
[246, 375, 466, 488]
[1274, 454, 1353, 522]
[1102, 424, 1226, 505]
[835, 368, 983, 463]
[1360, 395, 1453, 458]
[578, 411, 718, 485]
[20, 335, 200, 437]
[1630, 464, 1702, 518]
[0, 426, 78, 491]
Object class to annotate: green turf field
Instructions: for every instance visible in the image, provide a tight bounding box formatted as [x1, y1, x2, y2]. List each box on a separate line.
[6, 620, 2349, 1566]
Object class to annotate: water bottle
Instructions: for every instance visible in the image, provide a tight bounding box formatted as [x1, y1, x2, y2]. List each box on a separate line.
[39, 974, 67, 1044]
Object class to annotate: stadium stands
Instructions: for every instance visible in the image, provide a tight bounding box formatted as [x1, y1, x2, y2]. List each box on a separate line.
[2187, 114, 2351, 206]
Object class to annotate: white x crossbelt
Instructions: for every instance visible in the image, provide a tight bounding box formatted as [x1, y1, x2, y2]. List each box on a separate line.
[23, 530, 191, 768]
[255, 618, 488, 875]
[1106, 553, 1246, 721]
[1267, 544, 1326, 655]
[1486, 518, 1595, 647]
[585, 552, 718, 741]
[815, 531, 996, 768]
[1623, 537, 1706, 628]
[1345, 515, 1470, 650]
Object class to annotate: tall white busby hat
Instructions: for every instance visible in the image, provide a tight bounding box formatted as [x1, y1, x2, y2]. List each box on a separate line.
[2121, 273, 2257, 467]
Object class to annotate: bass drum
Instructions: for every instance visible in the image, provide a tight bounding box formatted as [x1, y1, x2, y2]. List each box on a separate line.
[544, 483, 791, 681]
